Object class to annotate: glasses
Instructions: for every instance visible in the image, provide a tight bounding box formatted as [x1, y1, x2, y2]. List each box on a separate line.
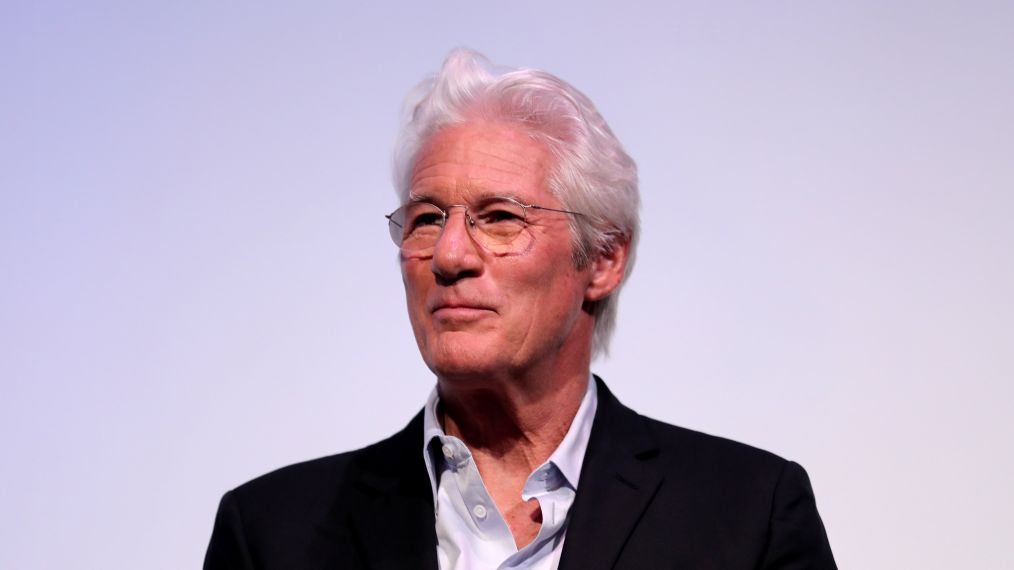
[385, 196, 584, 256]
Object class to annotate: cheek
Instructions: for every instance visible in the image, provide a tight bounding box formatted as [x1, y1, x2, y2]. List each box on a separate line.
[401, 266, 434, 351]
[505, 262, 582, 314]
[401, 265, 430, 311]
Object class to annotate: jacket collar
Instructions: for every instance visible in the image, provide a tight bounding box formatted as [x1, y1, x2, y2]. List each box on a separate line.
[558, 376, 663, 570]
[310, 376, 660, 570]
[315, 412, 439, 570]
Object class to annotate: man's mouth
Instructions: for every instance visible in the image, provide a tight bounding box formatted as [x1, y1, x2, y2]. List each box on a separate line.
[430, 302, 495, 320]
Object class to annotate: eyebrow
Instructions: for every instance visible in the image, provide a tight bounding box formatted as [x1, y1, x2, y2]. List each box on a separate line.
[407, 189, 523, 206]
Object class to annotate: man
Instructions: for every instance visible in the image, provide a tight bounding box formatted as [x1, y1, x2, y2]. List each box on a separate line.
[204, 49, 836, 569]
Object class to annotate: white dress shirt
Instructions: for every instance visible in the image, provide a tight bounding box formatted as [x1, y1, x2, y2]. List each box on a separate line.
[422, 377, 598, 570]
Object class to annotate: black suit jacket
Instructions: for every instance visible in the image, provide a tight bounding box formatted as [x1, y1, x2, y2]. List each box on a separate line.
[205, 379, 836, 569]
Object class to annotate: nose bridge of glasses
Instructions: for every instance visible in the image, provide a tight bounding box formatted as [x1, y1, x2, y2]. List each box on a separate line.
[443, 203, 475, 227]
[431, 204, 478, 251]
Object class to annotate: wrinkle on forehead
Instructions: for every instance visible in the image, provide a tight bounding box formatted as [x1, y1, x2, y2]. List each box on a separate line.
[408, 188, 505, 206]
[408, 121, 554, 204]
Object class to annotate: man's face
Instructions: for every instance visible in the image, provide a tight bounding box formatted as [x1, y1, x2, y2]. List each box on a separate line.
[401, 121, 598, 382]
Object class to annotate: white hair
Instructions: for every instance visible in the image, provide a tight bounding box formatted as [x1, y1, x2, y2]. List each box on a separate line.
[393, 48, 640, 357]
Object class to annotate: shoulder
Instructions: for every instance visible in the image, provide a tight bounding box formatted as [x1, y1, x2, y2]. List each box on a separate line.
[592, 378, 804, 510]
[580, 377, 838, 567]
[228, 450, 357, 512]
[225, 412, 423, 523]
[567, 380, 835, 567]
[639, 414, 812, 506]
[204, 415, 427, 568]
[593, 378, 791, 482]
[636, 418, 835, 566]
[642, 415, 789, 476]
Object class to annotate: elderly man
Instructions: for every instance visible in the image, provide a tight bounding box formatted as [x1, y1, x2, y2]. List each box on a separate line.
[204, 49, 836, 569]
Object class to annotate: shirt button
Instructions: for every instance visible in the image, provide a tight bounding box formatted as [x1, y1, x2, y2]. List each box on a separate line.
[472, 504, 488, 519]
[441, 444, 454, 459]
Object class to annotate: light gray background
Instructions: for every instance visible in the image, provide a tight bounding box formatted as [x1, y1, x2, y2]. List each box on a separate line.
[3, 1, 1012, 568]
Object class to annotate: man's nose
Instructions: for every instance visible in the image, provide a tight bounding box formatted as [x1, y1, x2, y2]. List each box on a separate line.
[431, 208, 483, 282]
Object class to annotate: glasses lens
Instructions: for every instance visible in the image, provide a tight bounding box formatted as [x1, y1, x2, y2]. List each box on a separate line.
[470, 198, 529, 253]
[389, 202, 444, 251]
[387, 198, 534, 255]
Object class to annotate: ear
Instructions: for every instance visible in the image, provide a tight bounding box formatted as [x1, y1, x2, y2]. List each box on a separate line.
[584, 238, 630, 302]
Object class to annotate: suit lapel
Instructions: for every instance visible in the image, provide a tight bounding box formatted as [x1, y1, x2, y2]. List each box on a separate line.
[306, 380, 657, 570]
[348, 469, 437, 570]
[313, 413, 439, 570]
[559, 378, 663, 570]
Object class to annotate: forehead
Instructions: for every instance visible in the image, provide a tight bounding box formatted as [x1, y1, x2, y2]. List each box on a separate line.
[409, 121, 555, 204]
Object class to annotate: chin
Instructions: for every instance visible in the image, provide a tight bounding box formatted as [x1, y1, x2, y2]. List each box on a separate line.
[423, 335, 505, 381]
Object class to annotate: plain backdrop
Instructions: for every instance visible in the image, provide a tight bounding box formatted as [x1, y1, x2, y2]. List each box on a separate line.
[2, 1, 1012, 568]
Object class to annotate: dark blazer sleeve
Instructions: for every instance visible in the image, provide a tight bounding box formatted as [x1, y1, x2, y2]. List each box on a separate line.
[759, 461, 837, 569]
[204, 490, 255, 570]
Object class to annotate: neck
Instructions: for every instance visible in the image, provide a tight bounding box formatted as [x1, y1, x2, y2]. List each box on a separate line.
[438, 363, 590, 476]
[435, 316, 595, 475]
[434, 333, 594, 550]
[441, 373, 587, 463]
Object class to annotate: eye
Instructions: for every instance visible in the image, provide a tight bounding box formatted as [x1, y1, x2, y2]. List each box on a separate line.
[400, 204, 445, 241]
[474, 199, 526, 226]
[479, 208, 524, 224]
[409, 211, 443, 229]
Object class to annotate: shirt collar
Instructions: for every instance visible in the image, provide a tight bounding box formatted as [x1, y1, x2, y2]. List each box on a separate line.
[421, 375, 599, 503]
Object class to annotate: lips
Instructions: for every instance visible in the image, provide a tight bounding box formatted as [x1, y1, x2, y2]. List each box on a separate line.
[429, 299, 496, 319]
[432, 303, 493, 313]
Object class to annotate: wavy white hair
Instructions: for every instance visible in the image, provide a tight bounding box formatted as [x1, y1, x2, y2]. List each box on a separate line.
[392, 48, 639, 357]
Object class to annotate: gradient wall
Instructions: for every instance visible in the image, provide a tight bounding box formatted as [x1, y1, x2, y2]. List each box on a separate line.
[2, 1, 1012, 568]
